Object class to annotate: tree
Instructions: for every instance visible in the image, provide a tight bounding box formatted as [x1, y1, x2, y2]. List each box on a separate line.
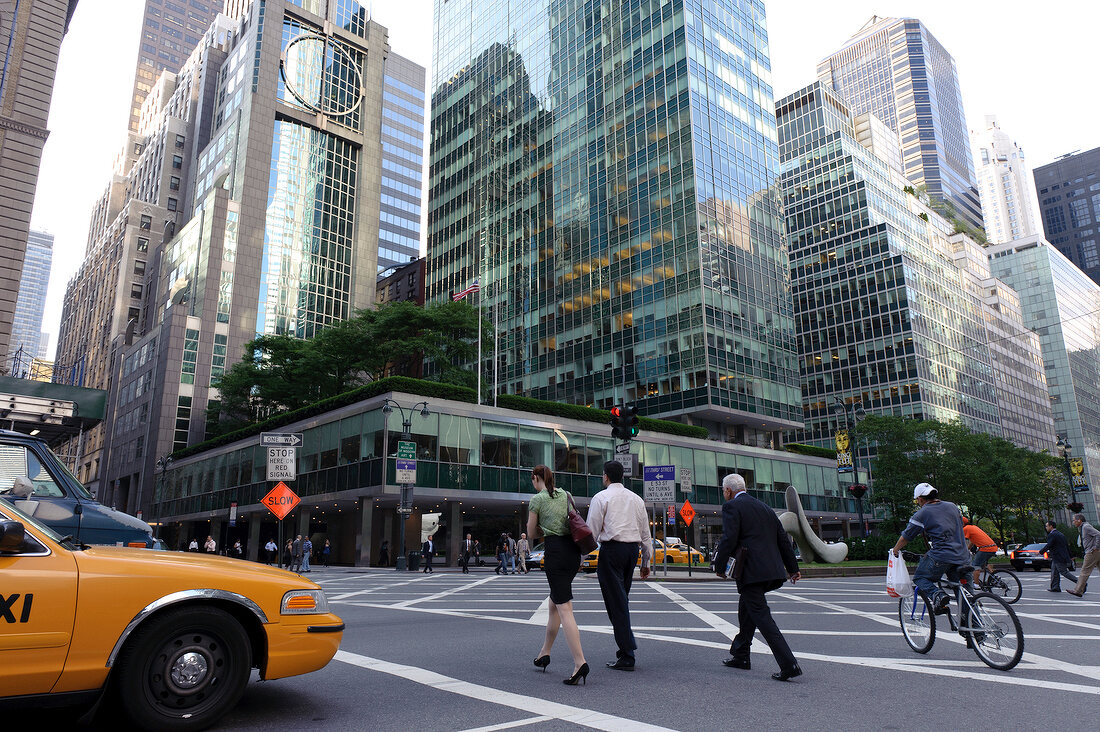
[209, 300, 482, 434]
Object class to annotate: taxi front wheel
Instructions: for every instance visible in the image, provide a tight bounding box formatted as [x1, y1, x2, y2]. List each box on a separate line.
[113, 606, 252, 732]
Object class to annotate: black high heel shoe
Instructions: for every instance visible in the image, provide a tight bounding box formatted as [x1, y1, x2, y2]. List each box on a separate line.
[533, 655, 550, 671]
[563, 662, 589, 685]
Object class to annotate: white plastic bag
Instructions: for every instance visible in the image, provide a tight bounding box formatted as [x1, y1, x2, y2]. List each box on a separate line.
[886, 551, 912, 598]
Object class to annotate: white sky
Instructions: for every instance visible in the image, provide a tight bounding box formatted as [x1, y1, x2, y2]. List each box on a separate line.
[30, 1, 1099, 359]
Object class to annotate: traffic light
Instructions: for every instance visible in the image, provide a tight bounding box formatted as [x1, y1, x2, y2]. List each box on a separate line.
[610, 405, 640, 440]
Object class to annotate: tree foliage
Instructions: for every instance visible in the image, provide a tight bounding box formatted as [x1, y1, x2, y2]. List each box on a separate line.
[853, 415, 1065, 540]
[209, 300, 482, 434]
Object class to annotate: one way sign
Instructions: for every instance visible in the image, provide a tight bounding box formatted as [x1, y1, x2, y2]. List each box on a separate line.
[261, 432, 303, 447]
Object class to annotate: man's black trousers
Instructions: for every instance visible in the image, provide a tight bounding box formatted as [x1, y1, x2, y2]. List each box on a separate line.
[729, 581, 796, 670]
[596, 540, 640, 660]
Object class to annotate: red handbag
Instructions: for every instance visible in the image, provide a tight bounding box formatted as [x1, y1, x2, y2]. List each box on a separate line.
[567, 493, 598, 553]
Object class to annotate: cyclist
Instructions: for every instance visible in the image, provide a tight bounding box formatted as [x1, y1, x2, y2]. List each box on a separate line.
[962, 517, 999, 586]
[891, 483, 971, 614]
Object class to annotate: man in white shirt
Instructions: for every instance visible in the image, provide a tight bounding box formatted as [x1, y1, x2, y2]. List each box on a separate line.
[587, 460, 652, 671]
[264, 539, 277, 565]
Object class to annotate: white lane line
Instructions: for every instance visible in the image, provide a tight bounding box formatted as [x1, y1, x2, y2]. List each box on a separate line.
[646, 582, 738, 640]
[327, 574, 439, 600]
[1014, 612, 1100, 632]
[335, 650, 679, 732]
[457, 716, 554, 732]
[393, 575, 498, 608]
[343, 601, 1100, 695]
[529, 597, 550, 625]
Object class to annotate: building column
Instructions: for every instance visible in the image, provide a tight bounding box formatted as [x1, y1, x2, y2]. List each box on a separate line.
[247, 515, 261, 561]
[298, 509, 311, 539]
[357, 497, 372, 567]
[448, 501, 462, 567]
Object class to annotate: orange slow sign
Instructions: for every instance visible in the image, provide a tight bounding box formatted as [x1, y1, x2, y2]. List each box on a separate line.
[263, 481, 300, 520]
[679, 499, 696, 526]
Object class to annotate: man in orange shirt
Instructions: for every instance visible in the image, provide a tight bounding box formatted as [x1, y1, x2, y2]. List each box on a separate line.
[962, 517, 999, 585]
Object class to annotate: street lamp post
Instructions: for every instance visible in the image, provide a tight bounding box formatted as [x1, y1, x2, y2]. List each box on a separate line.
[381, 399, 431, 571]
[1056, 436, 1084, 514]
[832, 397, 868, 537]
[153, 454, 173, 542]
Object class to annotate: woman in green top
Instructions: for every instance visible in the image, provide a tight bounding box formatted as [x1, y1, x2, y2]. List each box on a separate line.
[527, 464, 589, 685]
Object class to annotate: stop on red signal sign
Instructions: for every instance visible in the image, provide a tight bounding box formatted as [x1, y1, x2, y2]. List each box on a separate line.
[262, 481, 300, 520]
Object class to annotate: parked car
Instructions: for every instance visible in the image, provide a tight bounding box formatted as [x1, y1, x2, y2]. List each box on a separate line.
[0, 430, 153, 547]
[0, 498, 344, 730]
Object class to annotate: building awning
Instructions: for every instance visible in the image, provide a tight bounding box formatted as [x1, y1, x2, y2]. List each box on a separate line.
[0, 375, 106, 446]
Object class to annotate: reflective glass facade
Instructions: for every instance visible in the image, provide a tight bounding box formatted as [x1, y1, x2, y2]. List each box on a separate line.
[817, 17, 984, 232]
[10, 230, 53, 360]
[1034, 147, 1100, 286]
[377, 59, 425, 272]
[988, 236, 1100, 522]
[778, 82, 1001, 446]
[428, 0, 800, 442]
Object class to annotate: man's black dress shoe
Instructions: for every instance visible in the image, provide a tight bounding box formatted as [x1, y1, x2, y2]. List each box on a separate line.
[722, 658, 751, 670]
[605, 658, 635, 671]
[771, 665, 802, 681]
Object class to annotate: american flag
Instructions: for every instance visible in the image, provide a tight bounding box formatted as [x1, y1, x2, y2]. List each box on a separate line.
[451, 278, 481, 301]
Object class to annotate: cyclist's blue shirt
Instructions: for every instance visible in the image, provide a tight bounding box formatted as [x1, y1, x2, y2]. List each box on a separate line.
[902, 500, 970, 564]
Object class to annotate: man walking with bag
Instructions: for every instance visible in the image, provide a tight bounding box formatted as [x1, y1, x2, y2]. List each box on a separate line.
[587, 460, 652, 671]
[461, 533, 474, 574]
[714, 473, 802, 681]
[1068, 513, 1098, 597]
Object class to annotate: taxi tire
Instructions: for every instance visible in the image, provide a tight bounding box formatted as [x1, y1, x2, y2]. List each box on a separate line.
[113, 606, 252, 732]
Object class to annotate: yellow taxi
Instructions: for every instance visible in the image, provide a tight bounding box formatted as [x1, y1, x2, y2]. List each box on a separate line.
[652, 539, 707, 565]
[0, 499, 344, 731]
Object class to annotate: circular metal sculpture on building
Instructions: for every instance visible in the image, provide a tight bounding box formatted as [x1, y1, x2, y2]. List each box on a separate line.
[280, 33, 363, 119]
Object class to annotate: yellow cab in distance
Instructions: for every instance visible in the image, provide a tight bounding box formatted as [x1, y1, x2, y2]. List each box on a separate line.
[0, 499, 344, 731]
[652, 538, 707, 564]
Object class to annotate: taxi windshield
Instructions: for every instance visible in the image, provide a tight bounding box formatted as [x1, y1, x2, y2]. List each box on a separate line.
[0, 497, 68, 545]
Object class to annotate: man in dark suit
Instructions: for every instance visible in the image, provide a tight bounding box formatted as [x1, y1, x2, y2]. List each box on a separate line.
[713, 473, 802, 681]
[422, 534, 435, 574]
[461, 533, 474, 574]
[1037, 521, 1078, 592]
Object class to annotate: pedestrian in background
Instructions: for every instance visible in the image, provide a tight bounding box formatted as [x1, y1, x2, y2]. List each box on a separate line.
[283, 539, 293, 568]
[1068, 513, 1098, 597]
[517, 533, 531, 574]
[291, 535, 304, 573]
[265, 538, 277, 565]
[422, 534, 435, 573]
[321, 539, 332, 567]
[587, 459, 652, 671]
[204, 535, 216, 554]
[496, 532, 509, 574]
[302, 536, 313, 573]
[506, 532, 518, 574]
[461, 533, 474, 574]
[232, 540, 243, 558]
[188, 538, 199, 552]
[474, 539, 482, 566]
[715, 473, 802, 681]
[379, 540, 390, 567]
[1038, 521, 1078, 592]
[527, 464, 588, 685]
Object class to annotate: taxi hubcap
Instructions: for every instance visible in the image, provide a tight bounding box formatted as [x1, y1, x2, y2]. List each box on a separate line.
[170, 651, 209, 689]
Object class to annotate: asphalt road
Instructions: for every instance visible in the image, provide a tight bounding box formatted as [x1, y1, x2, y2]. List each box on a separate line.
[54, 565, 1100, 730]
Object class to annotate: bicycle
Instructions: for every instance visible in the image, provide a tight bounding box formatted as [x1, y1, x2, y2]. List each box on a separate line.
[897, 551, 1024, 671]
[974, 564, 1022, 604]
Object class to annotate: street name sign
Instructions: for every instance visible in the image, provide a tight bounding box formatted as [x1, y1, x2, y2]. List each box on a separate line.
[262, 482, 300, 520]
[643, 465, 675, 502]
[397, 440, 417, 459]
[267, 447, 296, 481]
[260, 432, 303, 447]
[395, 458, 417, 484]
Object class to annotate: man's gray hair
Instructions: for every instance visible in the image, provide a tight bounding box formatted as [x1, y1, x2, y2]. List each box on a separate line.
[722, 473, 746, 493]
[1074, 513, 1087, 523]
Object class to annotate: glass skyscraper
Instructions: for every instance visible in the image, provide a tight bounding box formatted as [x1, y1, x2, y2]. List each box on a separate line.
[428, 0, 801, 444]
[777, 82, 1005, 446]
[988, 236, 1100, 522]
[10, 229, 53, 363]
[1034, 146, 1100, 286]
[817, 16, 984, 233]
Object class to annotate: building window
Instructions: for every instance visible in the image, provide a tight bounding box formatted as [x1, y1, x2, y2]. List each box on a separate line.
[181, 328, 199, 384]
[137, 237, 149, 252]
[172, 155, 183, 170]
[167, 197, 178, 212]
[170, 176, 180, 191]
[134, 260, 146, 276]
[175, 133, 186, 149]
[140, 215, 152, 230]
[131, 283, 143, 299]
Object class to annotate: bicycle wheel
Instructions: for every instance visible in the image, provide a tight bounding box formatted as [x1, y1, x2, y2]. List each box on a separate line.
[985, 569, 1022, 604]
[966, 592, 1024, 671]
[899, 589, 936, 654]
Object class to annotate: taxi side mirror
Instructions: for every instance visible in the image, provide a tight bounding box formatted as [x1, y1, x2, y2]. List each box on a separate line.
[0, 520, 27, 553]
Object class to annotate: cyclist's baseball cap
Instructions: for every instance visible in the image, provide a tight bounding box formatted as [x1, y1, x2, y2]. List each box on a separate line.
[913, 482, 936, 499]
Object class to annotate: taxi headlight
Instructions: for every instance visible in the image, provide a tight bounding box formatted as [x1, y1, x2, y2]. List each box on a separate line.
[281, 589, 329, 615]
